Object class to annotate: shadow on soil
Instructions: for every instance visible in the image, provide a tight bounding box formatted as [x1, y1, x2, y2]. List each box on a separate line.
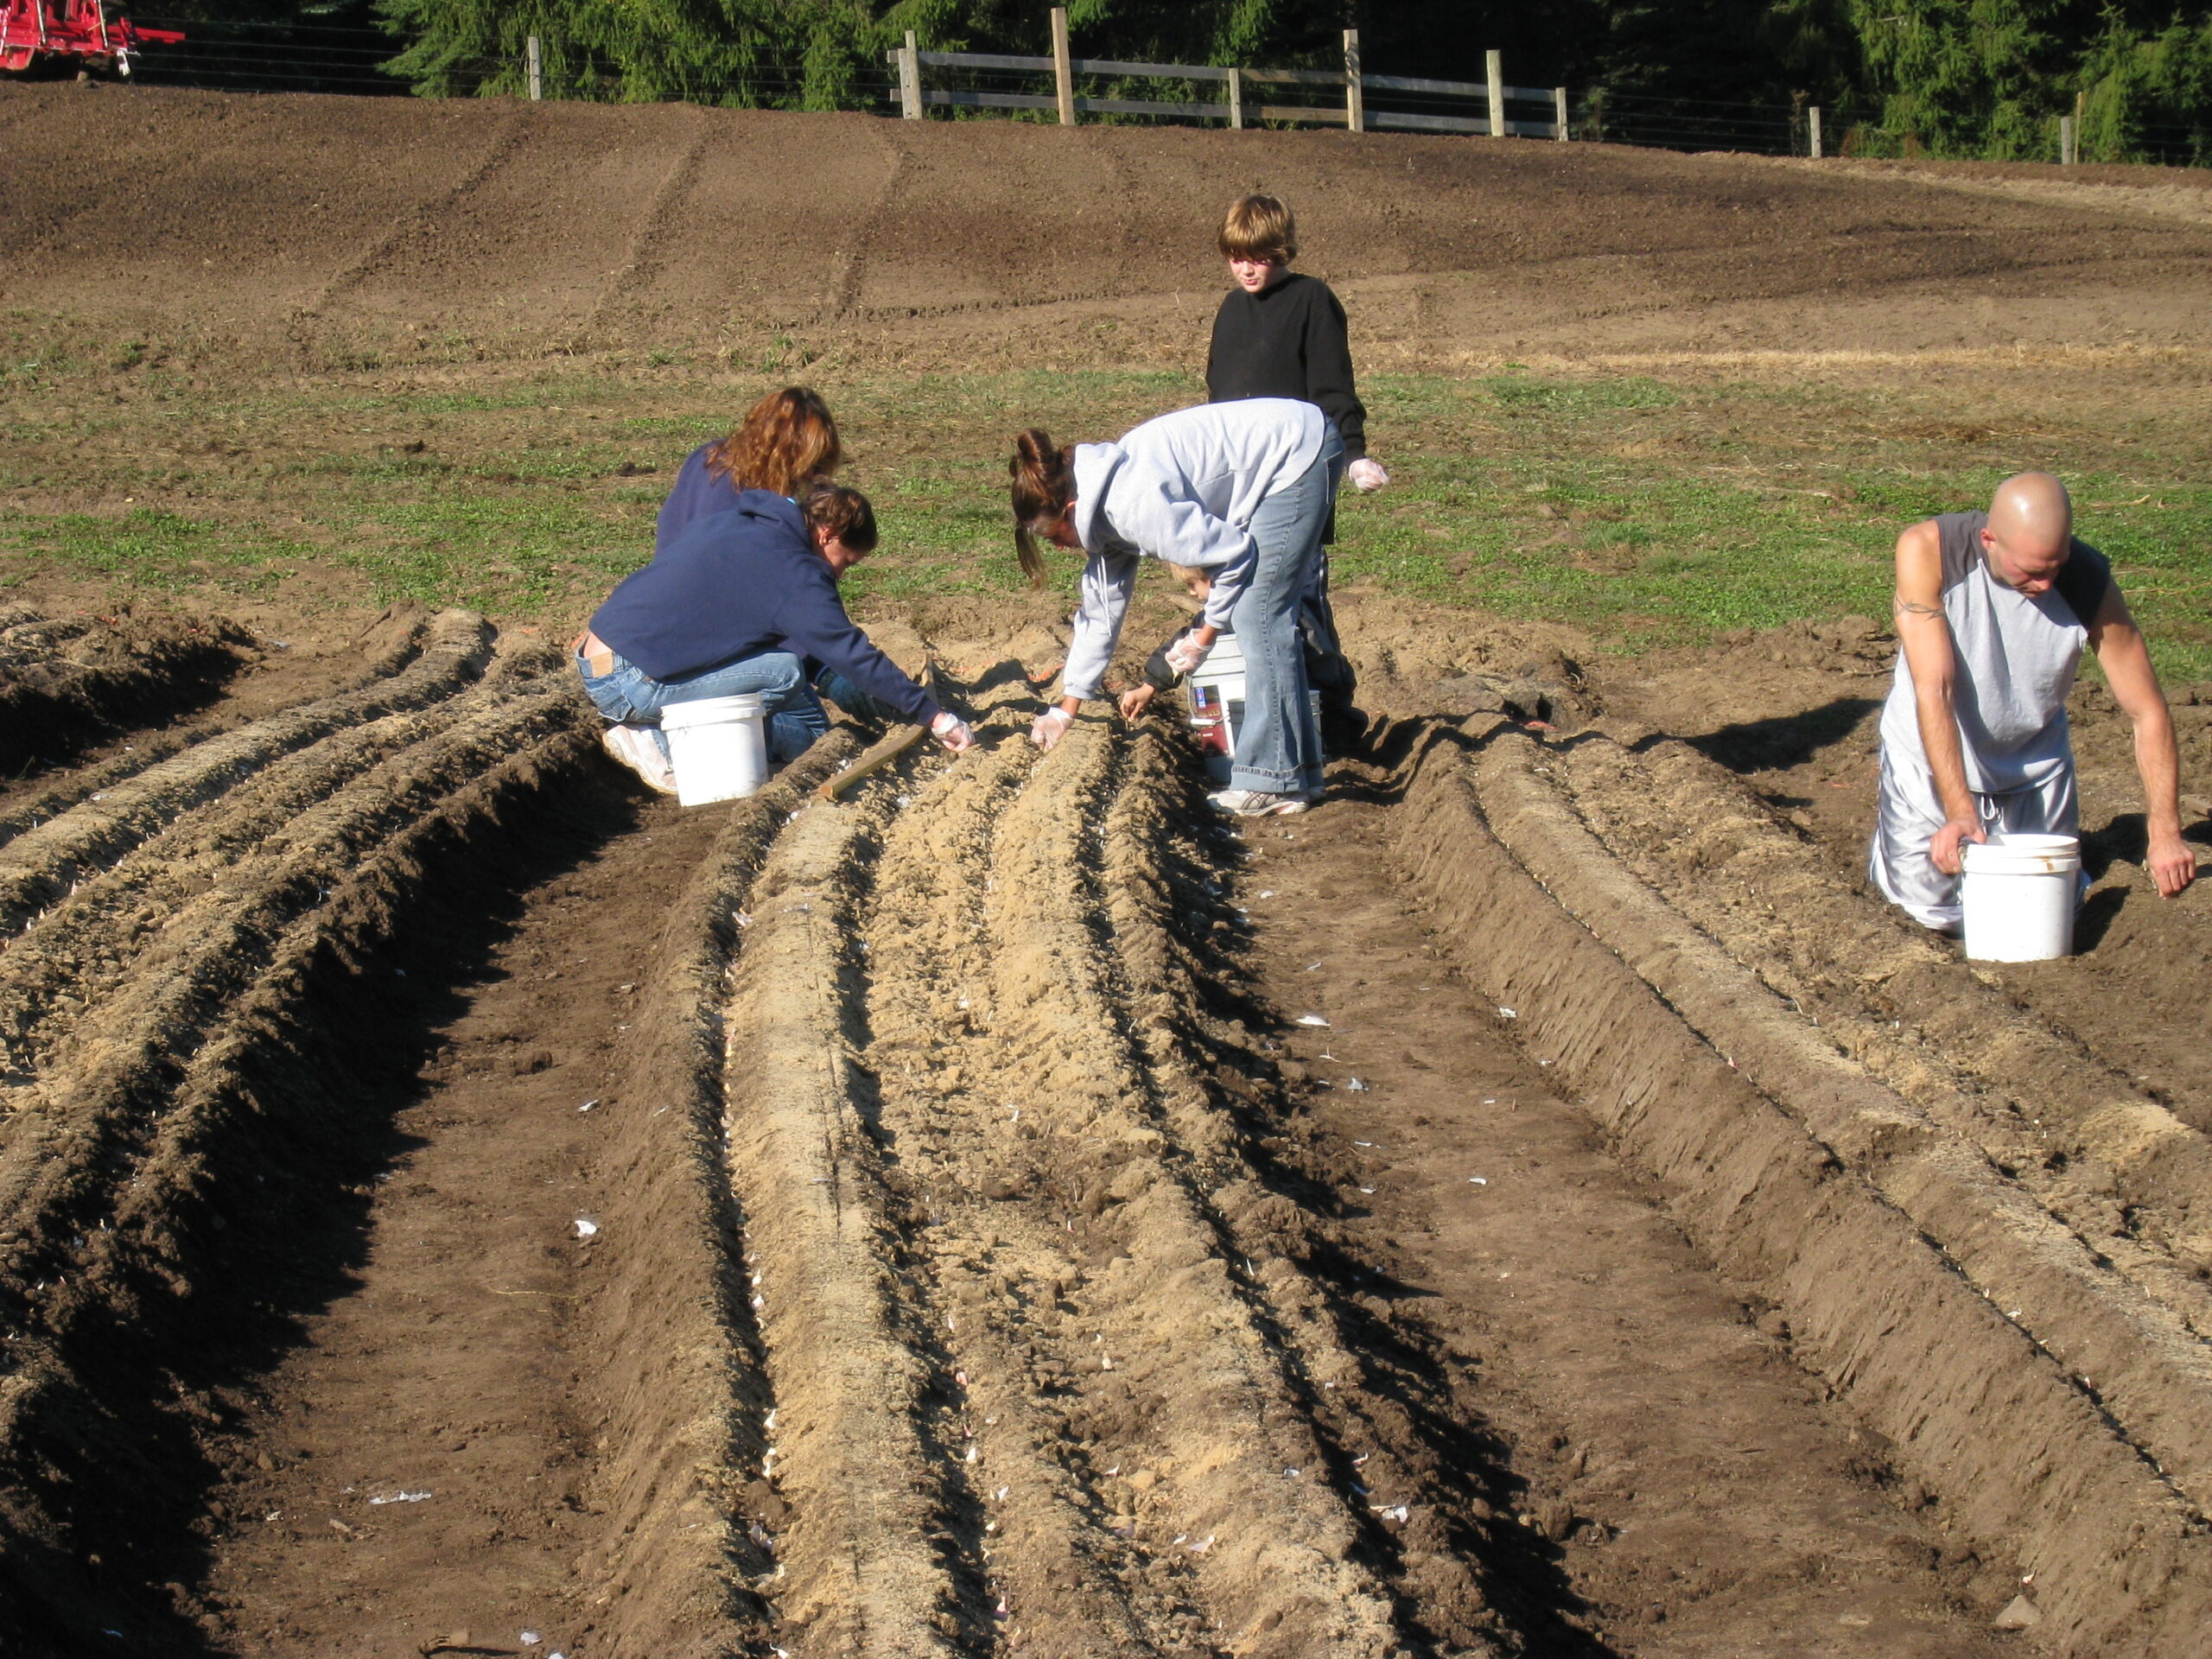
[0, 760, 642, 1657]
[1160, 729, 1615, 1657]
[1676, 696, 1883, 774]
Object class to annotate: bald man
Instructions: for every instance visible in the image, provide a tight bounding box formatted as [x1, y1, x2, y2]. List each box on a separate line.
[1872, 472, 2196, 930]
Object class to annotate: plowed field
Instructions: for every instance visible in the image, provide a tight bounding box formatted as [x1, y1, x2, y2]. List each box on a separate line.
[0, 599, 2198, 1657]
[2, 84, 2209, 1659]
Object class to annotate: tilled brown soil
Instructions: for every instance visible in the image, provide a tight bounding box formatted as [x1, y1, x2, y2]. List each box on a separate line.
[6, 84, 2212, 370]
[3, 607, 2205, 1657]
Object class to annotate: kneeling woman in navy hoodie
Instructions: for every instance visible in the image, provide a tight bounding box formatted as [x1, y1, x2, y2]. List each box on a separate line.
[576, 482, 974, 792]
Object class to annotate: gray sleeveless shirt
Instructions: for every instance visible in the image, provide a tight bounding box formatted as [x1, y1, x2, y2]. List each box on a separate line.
[1878, 511, 2111, 794]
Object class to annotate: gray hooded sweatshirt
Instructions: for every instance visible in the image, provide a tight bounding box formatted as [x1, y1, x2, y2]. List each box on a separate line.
[1060, 399, 1325, 701]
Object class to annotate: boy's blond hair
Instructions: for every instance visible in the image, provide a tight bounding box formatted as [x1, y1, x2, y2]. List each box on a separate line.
[1218, 194, 1298, 264]
[1162, 561, 1211, 588]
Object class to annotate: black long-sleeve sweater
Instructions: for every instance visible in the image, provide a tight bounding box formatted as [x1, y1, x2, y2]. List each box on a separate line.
[1205, 272, 1368, 461]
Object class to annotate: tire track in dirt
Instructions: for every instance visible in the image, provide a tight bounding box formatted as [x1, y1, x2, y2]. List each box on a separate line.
[296, 107, 531, 319]
[830, 121, 912, 321]
[578, 102, 714, 340]
[1391, 715, 2212, 1659]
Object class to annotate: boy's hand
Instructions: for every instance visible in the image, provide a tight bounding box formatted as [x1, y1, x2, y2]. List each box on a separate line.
[1118, 683, 1158, 721]
[1348, 457, 1389, 493]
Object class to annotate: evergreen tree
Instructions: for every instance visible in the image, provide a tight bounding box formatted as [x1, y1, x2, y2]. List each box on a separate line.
[1846, 0, 2069, 157]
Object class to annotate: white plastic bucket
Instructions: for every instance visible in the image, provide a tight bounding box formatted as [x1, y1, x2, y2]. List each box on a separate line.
[1961, 832, 2080, 962]
[659, 693, 768, 806]
[1185, 633, 1322, 785]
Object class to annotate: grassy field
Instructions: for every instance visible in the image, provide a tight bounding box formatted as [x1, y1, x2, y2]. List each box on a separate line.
[4, 351, 2209, 678]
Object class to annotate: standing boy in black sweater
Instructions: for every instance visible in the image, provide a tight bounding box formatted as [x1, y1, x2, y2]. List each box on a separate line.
[1205, 194, 1378, 742]
[1205, 194, 1388, 494]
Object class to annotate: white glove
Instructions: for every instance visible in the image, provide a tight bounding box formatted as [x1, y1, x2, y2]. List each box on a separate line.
[1347, 457, 1389, 493]
[930, 710, 976, 753]
[1030, 707, 1074, 751]
[1163, 632, 1211, 677]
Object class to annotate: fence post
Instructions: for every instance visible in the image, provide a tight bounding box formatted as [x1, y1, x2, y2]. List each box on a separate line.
[1554, 85, 1568, 141]
[1343, 29, 1363, 132]
[899, 30, 921, 119]
[525, 34, 542, 101]
[1227, 66, 1243, 130]
[1808, 105, 1821, 159]
[1051, 6, 1076, 126]
[1486, 49, 1505, 138]
[2059, 112, 2075, 164]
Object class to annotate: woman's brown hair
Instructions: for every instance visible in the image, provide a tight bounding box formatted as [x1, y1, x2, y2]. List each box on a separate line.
[1009, 428, 1074, 588]
[799, 482, 878, 555]
[705, 387, 842, 496]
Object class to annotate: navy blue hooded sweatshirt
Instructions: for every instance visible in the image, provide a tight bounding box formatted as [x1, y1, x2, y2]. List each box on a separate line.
[654, 442, 744, 557]
[590, 493, 940, 728]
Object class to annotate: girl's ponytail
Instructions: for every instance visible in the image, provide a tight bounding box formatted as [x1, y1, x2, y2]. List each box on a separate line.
[1009, 428, 1073, 588]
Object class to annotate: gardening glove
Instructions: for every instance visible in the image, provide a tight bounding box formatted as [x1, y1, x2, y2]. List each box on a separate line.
[1163, 633, 1211, 677]
[1347, 457, 1390, 493]
[931, 710, 976, 753]
[1030, 707, 1074, 752]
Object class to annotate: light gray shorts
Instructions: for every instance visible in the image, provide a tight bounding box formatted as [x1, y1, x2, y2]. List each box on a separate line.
[1868, 744, 2078, 931]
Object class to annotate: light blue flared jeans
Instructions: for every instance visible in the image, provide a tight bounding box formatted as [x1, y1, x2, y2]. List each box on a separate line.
[1227, 431, 1344, 794]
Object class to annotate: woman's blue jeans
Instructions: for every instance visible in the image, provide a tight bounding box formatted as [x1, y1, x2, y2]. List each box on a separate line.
[1228, 432, 1344, 794]
[575, 645, 828, 763]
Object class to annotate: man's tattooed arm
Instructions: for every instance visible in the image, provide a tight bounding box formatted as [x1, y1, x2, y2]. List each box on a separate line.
[1893, 594, 1943, 617]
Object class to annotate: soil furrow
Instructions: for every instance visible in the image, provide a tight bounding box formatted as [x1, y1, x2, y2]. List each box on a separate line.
[977, 716, 1397, 1652]
[1552, 728, 2212, 1311]
[1394, 726, 2212, 1659]
[861, 701, 1179, 1657]
[721, 794, 976, 1654]
[0, 608, 250, 779]
[0, 714, 596, 1652]
[1094, 732, 1532, 1655]
[1465, 725, 2212, 1517]
[0, 689, 494, 1077]
[0, 677, 585, 1309]
[0, 609, 492, 938]
[563, 730, 861, 1658]
[0, 603, 441, 849]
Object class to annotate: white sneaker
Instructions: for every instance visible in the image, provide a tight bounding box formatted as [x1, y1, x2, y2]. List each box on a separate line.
[1208, 787, 1308, 817]
[602, 723, 677, 794]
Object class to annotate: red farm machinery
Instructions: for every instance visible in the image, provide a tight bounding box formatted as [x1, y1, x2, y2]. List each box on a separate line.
[1, 0, 181, 76]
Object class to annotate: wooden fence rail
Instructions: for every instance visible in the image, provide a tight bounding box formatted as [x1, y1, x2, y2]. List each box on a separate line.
[887, 12, 1568, 139]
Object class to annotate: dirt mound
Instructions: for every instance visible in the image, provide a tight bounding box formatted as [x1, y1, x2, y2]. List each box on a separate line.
[1385, 713, 2212, 1658]
[0, 604, 250, 775]
[6, 83, 2212, 370]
